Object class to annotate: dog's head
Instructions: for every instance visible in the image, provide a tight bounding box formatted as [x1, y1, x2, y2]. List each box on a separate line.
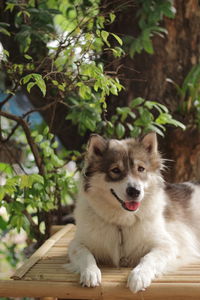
[82, 132, 163, 213]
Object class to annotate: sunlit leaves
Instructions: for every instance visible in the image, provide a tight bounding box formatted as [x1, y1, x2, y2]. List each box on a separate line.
[21, 73, 46, 96]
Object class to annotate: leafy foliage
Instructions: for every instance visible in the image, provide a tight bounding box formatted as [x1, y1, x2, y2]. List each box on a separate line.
[128, 0, 176, 57]
[0, 127, 78, 238]
[105, 98, 185, 139]
[167, 64, 200, 127]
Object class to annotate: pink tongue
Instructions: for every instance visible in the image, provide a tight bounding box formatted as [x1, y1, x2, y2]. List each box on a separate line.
[124, 201, 140, 211]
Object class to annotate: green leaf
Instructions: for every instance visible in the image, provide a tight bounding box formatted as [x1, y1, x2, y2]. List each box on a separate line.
[0, 163, 13, 175]
[84, 117, 96, 131]
[20, 175, 32, 188]
[130, 126, 141, 138]
[130, 97, 145, 108]
[5, 3, 16, 12]
[109, 13, 116, 23]
[142, 37, 154, 54]
[34, 134, 43, 143]
[27, 82, 36, 93]
[128, 111, 136, 119]
[24, 54, 32, 60]
[0, 189, 5, 201]
[52, 141, 58, 148]
[127, 123, 134, 131]
[111, 33, 123, 46]
[3, 49, 9, 57]
[58, 84, 65, 91]
[101, 30, 110, 47]
[116, 123, 125, 139]
[162, 2, 176, 18]
[155, 113, 185, 130]
[43, 147, 53, 157]
[139, 108, 153, 124]
[43, 127, 49, 135]
[0, 216, 7, 231]
[22, 73, 46, 97]
[0, 27, 10, 36]
[20, 174, 44, 188]
[110, 85, 118, 95]
[29, 174, 44, 185]
[144, 101, 169, 113]
[147, 124, 165, 136]
[52, 80, 59, 86]
[98, 16, 105, 28]
[31, 131, 38, 137]
[22, 74, 32, 84]
[6, 177, 20, 187]
[35, 76, 46, 97]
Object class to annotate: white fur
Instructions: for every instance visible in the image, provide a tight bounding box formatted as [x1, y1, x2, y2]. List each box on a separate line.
[67, 164, 200, 293]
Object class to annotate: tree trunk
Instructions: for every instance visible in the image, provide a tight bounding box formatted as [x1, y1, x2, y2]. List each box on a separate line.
[106, 0, 200, 182]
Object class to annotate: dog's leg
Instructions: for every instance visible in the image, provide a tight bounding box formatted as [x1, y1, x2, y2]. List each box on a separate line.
[65, 240, 101, 287]
[127, 244, 177, 293]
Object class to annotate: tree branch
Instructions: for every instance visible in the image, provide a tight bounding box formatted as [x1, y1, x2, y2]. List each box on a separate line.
[0, 94, 13, 109]
[0, 111, 45, 175]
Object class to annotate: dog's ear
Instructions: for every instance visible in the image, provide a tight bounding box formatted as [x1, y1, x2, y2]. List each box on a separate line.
[141, 132, 157, 154]
[87, 134, 107, 158]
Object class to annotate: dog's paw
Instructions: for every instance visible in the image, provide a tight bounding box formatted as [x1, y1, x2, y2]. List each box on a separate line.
[80, 266, 101, 287]
[127, 265, 154, 293]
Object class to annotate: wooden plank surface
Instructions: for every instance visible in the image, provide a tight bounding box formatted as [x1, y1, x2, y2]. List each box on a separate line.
[1, 223, 200, 299]
[11, 224, 75, 280]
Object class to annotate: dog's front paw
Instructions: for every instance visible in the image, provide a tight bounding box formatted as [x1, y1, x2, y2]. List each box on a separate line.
[80, 266, 101, 287]
[127, 265, 154, 293]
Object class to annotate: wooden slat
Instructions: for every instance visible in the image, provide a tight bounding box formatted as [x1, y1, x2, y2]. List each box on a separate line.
[0, 280, 101, 299]
[11, 224, 75, 280]
[1, 280, 200, 300]
[23, 273, 200, 283]
[102, 282, 200, 300]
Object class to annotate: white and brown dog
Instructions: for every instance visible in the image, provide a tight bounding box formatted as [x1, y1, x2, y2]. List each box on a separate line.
[66, 132, 200, 293]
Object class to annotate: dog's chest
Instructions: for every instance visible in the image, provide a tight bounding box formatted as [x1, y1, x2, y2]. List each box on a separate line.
[86, 223, 147, 268]
[116, 225, 147, 267]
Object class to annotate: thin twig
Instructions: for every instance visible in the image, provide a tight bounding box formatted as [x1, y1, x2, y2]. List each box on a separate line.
[22, 99, 60, 118]
[3, 123, 19, 143]
[0, 94, 13, 109]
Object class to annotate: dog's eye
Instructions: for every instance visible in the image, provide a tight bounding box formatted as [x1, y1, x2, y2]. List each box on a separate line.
[138, 166, 145, 172]
[111, 167, 121, 174]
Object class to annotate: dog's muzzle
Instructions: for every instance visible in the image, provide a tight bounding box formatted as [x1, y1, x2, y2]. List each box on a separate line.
[110, 188, 140, 212]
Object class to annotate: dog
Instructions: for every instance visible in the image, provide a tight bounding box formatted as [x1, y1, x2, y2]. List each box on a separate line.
[66, 132, 200, 293]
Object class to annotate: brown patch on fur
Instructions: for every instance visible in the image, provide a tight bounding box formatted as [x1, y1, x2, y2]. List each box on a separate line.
[126, 139, 162, 172]
[83, 142, 128, 190]
[164, 183, 193, 221]
[83, 136, 162, 191]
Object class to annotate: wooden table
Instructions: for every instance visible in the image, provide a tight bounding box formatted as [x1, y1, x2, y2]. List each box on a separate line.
[0, 224, 200, 299]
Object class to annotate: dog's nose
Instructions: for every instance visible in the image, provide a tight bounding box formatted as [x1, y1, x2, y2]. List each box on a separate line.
[126, 186, 140, 198]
